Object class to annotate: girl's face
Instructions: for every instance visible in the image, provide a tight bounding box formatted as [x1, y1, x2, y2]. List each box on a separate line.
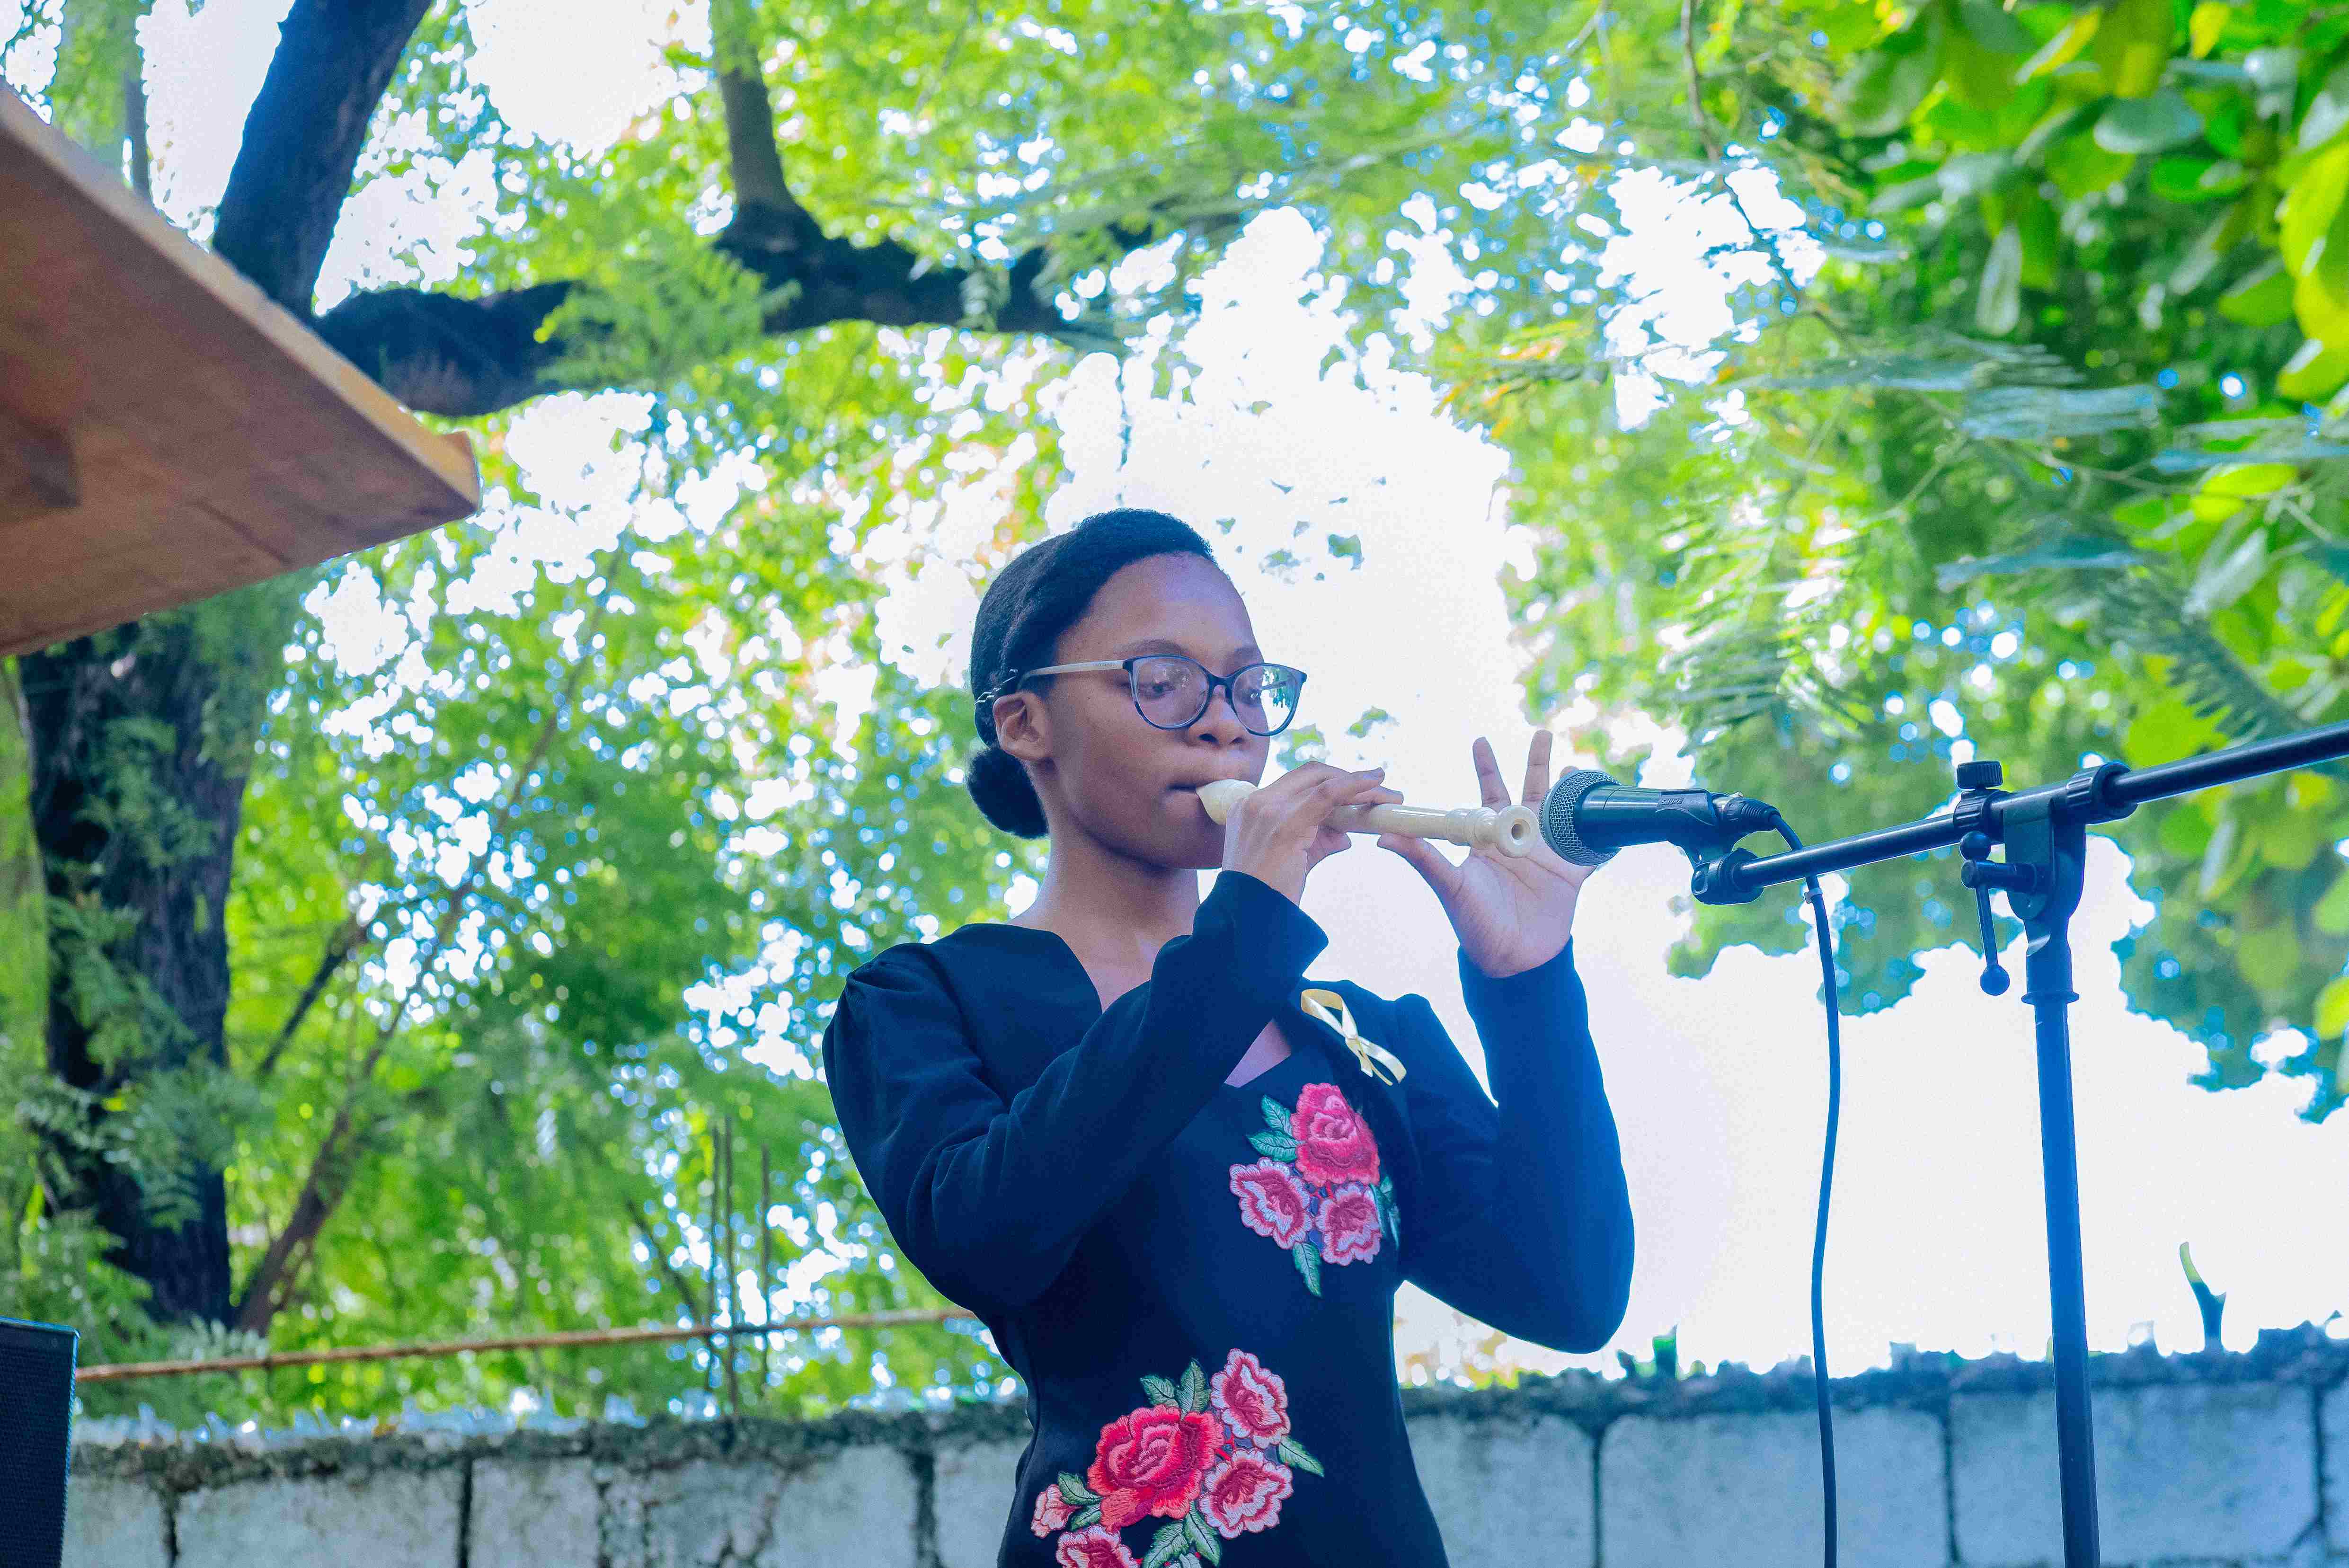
[996, 552, 1274, 869]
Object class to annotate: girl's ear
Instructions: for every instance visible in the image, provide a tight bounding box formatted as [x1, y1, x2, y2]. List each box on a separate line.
[994, 692, 1049, 763]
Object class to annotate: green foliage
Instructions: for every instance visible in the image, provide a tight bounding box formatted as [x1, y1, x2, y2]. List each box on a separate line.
[1427, 0, 2349, 1118]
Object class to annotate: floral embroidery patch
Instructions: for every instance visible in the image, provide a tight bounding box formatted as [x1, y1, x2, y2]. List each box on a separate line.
[1228, 1081, 1400, 1294]
[1030, 1348, 1324, 1567]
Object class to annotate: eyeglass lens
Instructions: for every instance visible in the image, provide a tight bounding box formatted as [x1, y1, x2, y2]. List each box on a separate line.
[1132, 656, 1300, 735]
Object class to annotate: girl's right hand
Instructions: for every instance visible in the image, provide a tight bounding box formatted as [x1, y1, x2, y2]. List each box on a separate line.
[1218, 763, 1401, 905]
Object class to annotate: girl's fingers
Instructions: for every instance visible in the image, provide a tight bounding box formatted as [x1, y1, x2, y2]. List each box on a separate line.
[1472, 736, 1507, 808]
[1378, 830, 1461, 901]
[1522, 729, 1553, 807]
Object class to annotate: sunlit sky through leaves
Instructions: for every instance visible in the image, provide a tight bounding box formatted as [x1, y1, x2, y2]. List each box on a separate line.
[8, 0, 2343, 1387]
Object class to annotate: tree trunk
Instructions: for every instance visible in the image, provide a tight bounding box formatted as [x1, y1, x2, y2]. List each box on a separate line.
[21, 584, 306, 1324]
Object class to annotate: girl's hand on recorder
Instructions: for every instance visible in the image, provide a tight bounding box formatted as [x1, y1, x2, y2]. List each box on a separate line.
[1376, 730, 1596, 978]
[1219, 763, 1402, 906]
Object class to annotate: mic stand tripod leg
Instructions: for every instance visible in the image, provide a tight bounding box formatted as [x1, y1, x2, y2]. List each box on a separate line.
[2002, 791, 2102, 1568]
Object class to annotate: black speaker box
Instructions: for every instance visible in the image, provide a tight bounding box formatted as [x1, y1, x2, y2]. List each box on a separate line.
[0, 1317, 77, 1568]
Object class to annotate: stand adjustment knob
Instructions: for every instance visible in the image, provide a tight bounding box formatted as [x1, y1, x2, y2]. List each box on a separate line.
[1956, 759, 2004, 791]
[1962, 859, 2040, 894]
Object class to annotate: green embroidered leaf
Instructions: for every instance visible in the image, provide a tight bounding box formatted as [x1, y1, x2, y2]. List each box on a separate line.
[1178, 1360, 1208, 1412]
[1260, 1095, 1292, 1131]
[1247, 1130, 1299, 1160]
[1178, 1557, 1203, 1568]
[1184, 1508, 1223, 1562]
[1058, 1471, 1099, 1506]
[1069, 1504, 1102, 1530]
[1141, 1374, 1180, 1408]
[1277, 1436, 1326, 1477]
[1293, 1240, 1323, 1295]
[1142, 1520, 1189, 1568]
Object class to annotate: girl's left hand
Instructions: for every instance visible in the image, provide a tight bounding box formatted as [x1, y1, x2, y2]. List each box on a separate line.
[1375, 731, 1596, 978]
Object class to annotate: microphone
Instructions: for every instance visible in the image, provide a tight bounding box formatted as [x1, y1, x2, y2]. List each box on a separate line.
[1539, 770, 1783, 867]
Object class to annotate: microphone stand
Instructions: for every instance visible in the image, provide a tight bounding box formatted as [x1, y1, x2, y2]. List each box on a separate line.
[1676, 718, 2349, 1568]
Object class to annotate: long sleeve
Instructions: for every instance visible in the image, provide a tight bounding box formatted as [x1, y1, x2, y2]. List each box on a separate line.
[820, 870, 1329, 1319]
[1393, 939, 1633, 1353]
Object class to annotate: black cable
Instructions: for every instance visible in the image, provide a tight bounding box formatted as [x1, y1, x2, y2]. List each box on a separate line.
[1770, 817, 1841, 1568]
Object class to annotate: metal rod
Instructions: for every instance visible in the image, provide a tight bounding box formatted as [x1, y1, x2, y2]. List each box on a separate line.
[73, 1308, 978, 1384]
[2108, 717, 2349, 805]
[1726, 719, 2349, 897]
[760, 1143, 774, 1399]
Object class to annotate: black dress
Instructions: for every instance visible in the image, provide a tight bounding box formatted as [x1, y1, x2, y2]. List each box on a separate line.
[820, 869, 1633, 1568]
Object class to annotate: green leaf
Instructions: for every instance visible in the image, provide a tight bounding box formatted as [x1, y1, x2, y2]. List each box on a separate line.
[2188, 1, 2229, 57]
[1184, 1509, 1222, 1563]
[1260, 1096, 1292, 1131]
[2278, 337, 2349, 401]
[1276, 1436, 1326, 1477]
[1070, 1505, 1103, 1531]
[2305, 64, 2349, 152]
[1248, 1130, 1299, 1160]
[1976, 224, 2023, 336]
[1834, 42, 1942, 136]
[1141, 1374, 1180, 1408]
[1059, 1471, 1099, 1506]
[1959, 0, 2035, 55]
[2094, 91, 2203, 155]
[1178, 1360, 1208, 1412]
[2313, 877, 2349, 939]
[2216, 261, 2292, 326]
[2090, 0, 2173, 97]
[1293, 1240, 1323, 1295]
[2015, 8, 2099, 82]
[2279, 147, 2349, 282]
[2183, 530, 2270, 618]
[1143, 1521, 1190, 1568]
[1935, 535, 2147, 589]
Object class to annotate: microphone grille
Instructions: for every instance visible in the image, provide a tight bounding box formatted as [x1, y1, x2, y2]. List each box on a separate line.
[1541, 770, 1621, 868]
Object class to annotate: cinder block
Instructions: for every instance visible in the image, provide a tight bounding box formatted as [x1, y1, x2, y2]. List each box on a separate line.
[2320, 1378, 2347, 1558]
[1407, 1412, 1596, 1566]
[175, 1466, 461, 1567]
[1600, 1406, 1945, 1568]
[1952, 1383, 2314, 1565]
[934, 1441, 1026, 1568]
[470, 1458, 599, 1568]
[62, 1475, 169, 1568]
[605, 1447, 919, 1568]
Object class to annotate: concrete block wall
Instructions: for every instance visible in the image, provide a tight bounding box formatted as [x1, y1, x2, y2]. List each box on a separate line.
[66, 1329, 2349, 1567]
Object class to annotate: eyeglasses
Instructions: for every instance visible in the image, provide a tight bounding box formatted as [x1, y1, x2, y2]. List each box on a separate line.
[982, 655, 1307, 736]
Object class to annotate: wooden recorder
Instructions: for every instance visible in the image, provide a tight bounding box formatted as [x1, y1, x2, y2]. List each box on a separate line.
[1194, 779, 1540, 858]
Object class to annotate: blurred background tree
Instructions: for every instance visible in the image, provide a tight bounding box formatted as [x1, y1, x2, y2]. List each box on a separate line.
[1, 0, 1666, 1418]
[1433, 0, 2349, 1122]
[7, 0, 2346, 1424]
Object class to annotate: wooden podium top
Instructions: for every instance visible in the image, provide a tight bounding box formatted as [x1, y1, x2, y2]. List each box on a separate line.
[0, 86, 481, 658]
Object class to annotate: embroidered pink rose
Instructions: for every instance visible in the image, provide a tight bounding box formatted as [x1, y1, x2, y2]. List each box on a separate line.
[1200, 1448, 1294, 1537]
[1209, 1347, 1291, 1446]
[1042, 1352, 1322, 1564]
[1031, 1483, 1073, 1536]
[1318, 1183, 1384, 1265]
[1228, 1159, 1312, 1248]
[1291, 1081, 1381, 1187]
[1054, 1526, 1139, 1568]
[1086, 1403, 1230, 1529]
[1234, 1082, 1400, 1294]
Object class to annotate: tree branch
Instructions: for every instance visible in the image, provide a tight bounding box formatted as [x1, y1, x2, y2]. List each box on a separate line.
[210, 0, 436, 310]
[1681, 0, 1718, 162]
[251, 910, 366, 1083]
[233, 598, 610, 1334]
[311, 212, 1138, 417]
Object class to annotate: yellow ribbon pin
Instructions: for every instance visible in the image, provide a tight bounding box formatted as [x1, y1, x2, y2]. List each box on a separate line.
[1298, 988, 1407, 1086]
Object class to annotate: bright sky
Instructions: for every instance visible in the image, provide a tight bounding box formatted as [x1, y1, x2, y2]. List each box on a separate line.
[8, 0, 2344, 1393]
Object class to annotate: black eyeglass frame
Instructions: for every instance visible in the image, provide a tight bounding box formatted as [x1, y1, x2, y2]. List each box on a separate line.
[980, 655, 1309, 737]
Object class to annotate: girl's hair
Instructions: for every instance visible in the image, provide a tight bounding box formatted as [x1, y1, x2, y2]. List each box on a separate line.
[965, 508, 1220, 836]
